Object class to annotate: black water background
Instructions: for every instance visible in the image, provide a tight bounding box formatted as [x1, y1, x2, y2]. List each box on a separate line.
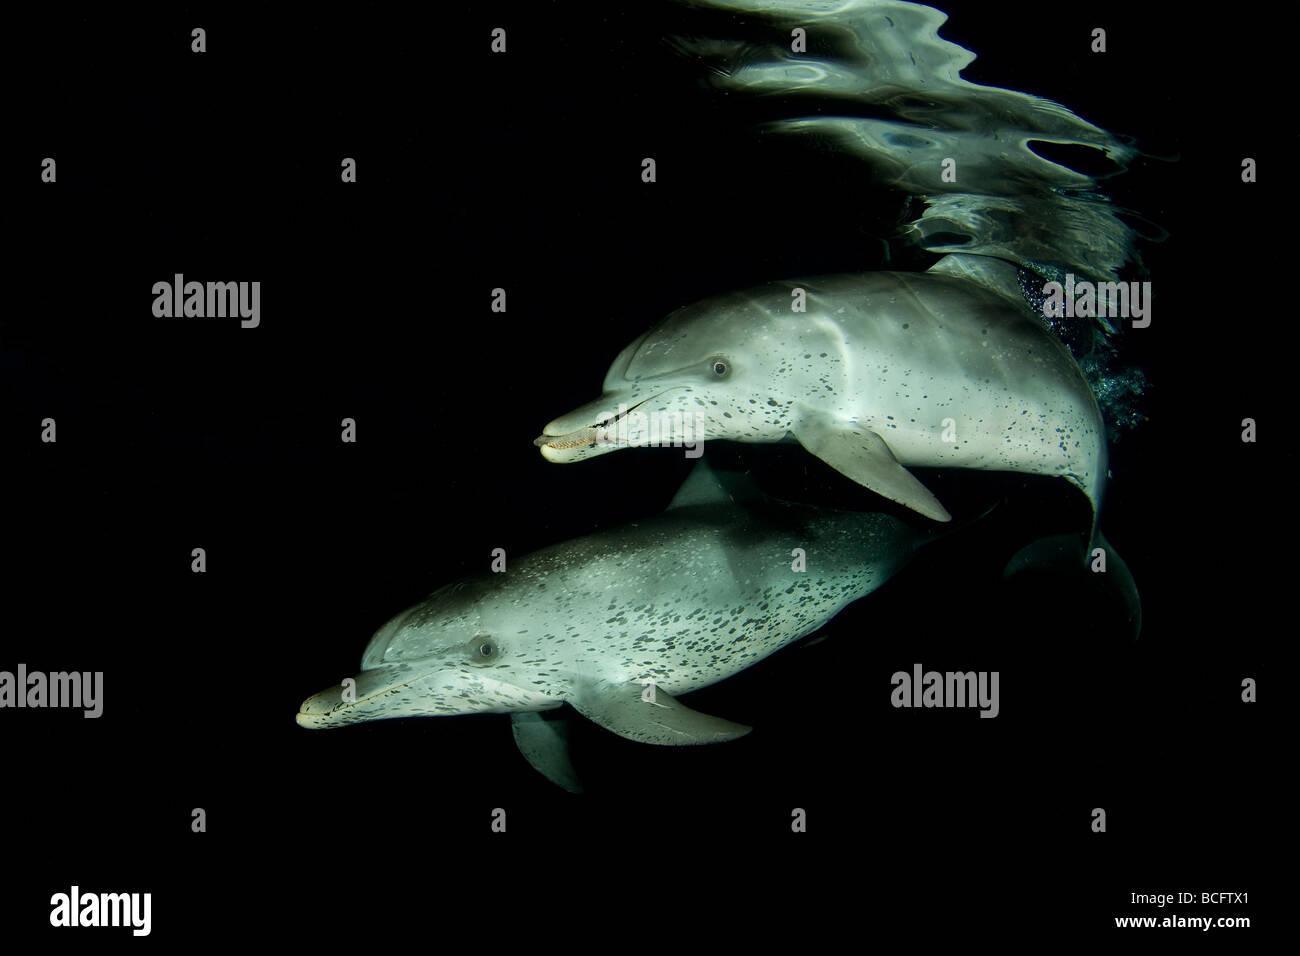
[3, 2, 1284, 942]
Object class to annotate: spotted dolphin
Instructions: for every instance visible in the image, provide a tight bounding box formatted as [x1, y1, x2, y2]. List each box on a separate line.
[297, 462, 930, 790]
[535, 258, 1106, 529]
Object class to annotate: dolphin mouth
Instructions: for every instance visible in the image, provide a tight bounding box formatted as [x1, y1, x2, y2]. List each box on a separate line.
[534, 393, 664, 455]
[296, 664, 426, 729]
[532, 427, 601, 451]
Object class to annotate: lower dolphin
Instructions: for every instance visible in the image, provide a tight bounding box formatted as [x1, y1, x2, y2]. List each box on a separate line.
[297, 461, 931, 790]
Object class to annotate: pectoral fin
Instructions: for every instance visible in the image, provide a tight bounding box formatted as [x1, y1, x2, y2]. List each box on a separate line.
[569, 681, 751, 746]
[794, 411, 951, 522]
[511, 710, 583, 793]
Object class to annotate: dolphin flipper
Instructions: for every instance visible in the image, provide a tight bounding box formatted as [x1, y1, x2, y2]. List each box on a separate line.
[570, 681, 751, 745]
[511, 711, 583, 793]
[794, 411, 952, 522]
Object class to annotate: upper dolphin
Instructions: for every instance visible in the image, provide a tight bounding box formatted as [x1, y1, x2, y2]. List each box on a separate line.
[536, 262, 1106, 526]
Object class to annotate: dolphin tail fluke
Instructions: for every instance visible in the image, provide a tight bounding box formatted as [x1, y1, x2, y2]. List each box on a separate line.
[1094, 530, 1141, 638]
[1002, 532, 1087, 577]
[511, 711, 583, 793]
[1003, 530, 1141, 638]
[570, 680, 752, 746]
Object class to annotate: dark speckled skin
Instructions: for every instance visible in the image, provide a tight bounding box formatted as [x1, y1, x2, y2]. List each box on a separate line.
[296, 466, 921, 729]
[539, 272, 1106, 522]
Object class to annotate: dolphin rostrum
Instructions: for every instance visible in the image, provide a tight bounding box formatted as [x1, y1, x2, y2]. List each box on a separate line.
[297, 462, 930, 790]
[535, 261, 1106, 528]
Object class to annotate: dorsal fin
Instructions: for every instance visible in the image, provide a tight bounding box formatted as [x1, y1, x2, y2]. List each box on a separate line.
[926, 253, 1027, 308]
[667, 460, 764, 510]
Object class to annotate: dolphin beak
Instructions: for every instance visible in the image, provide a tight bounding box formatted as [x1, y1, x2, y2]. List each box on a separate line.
[296, 664, 426, 728]
[534, 428, 608, 461]
[534, 393, 649, 462]
[533, 426, 601, 454]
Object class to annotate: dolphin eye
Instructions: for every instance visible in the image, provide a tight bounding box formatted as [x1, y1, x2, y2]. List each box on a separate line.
[470, 637, 497, 662]
[711, 358, 729, 377]
[479, 641, 494, 657]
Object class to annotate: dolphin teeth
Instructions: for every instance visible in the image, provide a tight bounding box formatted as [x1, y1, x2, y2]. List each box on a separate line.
[535, 395, 666, 453]
[536, 427, 600, 450]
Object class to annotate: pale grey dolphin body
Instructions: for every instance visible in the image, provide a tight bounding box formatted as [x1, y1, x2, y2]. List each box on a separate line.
[536, 259, 1106, 528]
[298, 463, 927, 790]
